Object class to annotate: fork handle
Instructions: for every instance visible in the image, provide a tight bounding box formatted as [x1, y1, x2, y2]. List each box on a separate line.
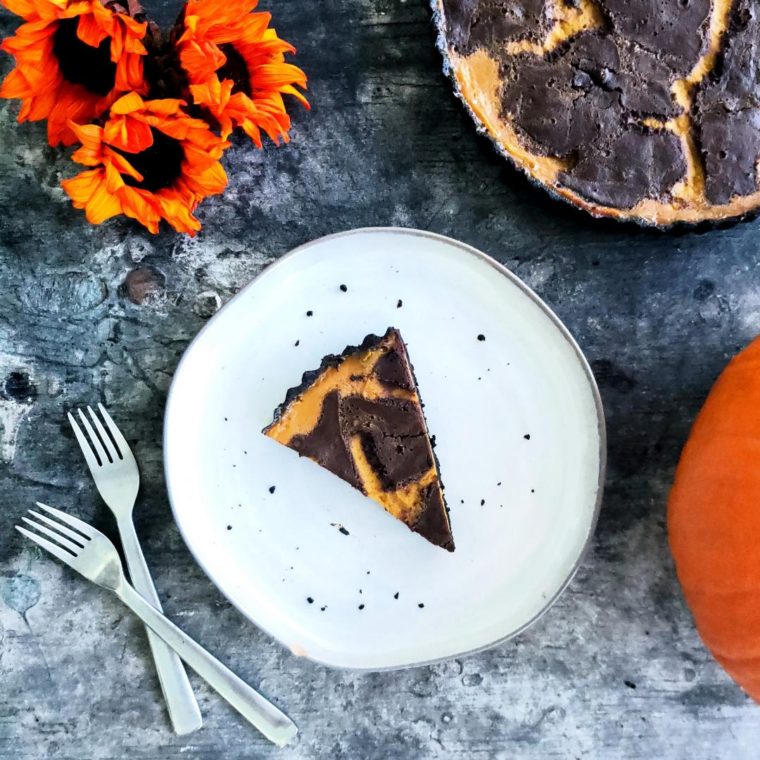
[115, 580, 298, 746]
[118, 519, 202, 735]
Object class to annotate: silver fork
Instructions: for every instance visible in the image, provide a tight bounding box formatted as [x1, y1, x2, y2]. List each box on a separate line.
[67, 404, 201, 735]
[17, 503, 298, 747]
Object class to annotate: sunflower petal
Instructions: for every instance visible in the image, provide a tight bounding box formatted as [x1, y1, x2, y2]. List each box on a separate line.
[104, 114, 152, 152]
[83, 175, 123, 223]
[119, 187, 161, 234]
[105, 147, 144, 182]
[183, 160, 228, 196]
[61, 167, 105, 208]
[156, 192, 201, 235]
[143, 98, 185, 116]
[77, 12, 108, 47]
[110, 91, 145, 115]
[1, 0, 40, 19]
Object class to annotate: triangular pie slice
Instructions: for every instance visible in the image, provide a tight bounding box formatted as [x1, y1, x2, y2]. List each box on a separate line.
[263, 327, 454, 551]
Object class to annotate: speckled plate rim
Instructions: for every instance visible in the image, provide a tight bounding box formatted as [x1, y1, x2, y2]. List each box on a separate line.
[163, 226, 607, 671]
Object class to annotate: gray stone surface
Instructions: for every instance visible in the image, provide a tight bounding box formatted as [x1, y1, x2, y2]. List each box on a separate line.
[2, 0, 760, 757]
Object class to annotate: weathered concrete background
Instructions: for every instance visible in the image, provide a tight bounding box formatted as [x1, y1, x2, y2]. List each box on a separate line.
[2, 0, 760, 757]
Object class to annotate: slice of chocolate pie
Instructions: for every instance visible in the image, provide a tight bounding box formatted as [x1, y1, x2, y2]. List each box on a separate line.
[263, 328, 455, 551]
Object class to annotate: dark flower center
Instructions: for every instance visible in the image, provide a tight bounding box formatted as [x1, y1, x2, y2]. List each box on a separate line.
[143, 37, 190, 100]
[118, 129, 185, 192]
[217, 44, 251, 96]
[52, 18, 117, 96]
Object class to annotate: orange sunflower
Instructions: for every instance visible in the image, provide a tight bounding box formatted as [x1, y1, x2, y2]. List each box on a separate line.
[177, 0, 308, 146]
[0, 0, 148, 145]
[61, 92, 229, 234]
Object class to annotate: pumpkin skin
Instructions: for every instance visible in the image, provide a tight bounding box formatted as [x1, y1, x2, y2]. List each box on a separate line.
[669, 336, 760, 702]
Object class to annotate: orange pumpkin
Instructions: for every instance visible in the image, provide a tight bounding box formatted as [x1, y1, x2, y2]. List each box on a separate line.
[669, 335, 760, 702]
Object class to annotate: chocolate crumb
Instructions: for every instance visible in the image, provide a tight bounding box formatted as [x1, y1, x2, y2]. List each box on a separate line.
[477, 334, 486, 341]
[340, 284, 348, 292]
[307, 597, 314, 604]
[269, 485, 276, 494]
[397, 299, 403, 308]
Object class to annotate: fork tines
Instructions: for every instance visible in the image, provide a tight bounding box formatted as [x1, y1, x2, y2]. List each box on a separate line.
[68, 404, 127, 468]
[16, 502, 93, 562]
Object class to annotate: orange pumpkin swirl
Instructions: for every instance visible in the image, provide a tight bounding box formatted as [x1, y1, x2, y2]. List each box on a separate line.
[669, 335, 760, 702]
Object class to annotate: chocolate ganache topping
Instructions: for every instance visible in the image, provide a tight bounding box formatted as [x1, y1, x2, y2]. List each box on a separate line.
[437, 0, 760, 223]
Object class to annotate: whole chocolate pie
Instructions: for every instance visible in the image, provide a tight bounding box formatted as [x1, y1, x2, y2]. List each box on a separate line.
[264, 328, 455, 551]
[434, 0, 760, 224]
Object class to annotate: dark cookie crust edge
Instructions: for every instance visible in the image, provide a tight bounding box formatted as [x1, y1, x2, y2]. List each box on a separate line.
[263, 328, 394, 431]
[402, 341, 455, 551]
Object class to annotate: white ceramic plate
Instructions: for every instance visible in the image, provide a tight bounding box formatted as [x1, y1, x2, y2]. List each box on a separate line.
[164, 228, 605, 670]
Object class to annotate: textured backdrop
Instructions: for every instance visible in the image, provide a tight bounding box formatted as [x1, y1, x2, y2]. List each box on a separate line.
[2, 0, 760, 757]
